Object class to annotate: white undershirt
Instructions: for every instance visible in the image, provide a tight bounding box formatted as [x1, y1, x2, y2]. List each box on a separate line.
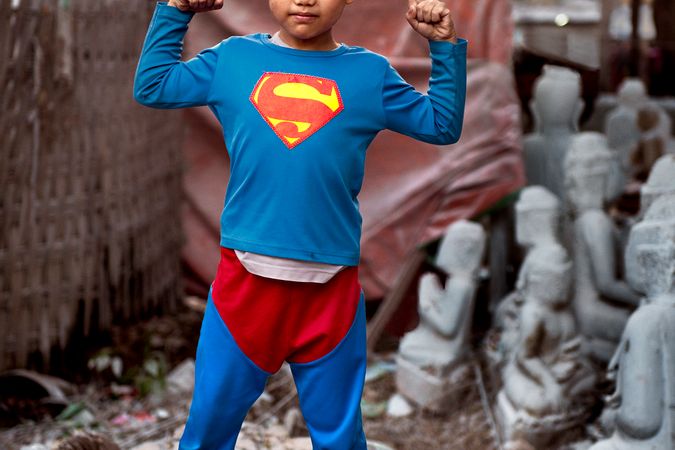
[232, 31, 346, 283]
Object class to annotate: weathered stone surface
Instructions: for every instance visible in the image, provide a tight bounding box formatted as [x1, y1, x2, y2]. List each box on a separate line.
[166, 359, 195, 395]
[591, 194, 675, 450]
[497, 391, 590, 449]
[498, 245, 596, 448]
[524, 65, 584, 200]
[606, 78, 647, 171]
[395, 220, 484, 412]
[564, 132, 640, 362]
[386, 393, 413, 417]
[494, 186, 565, 366]
[397, 220, 485, 370]
[395, 355, 471, 412]
[639, 154, 675, 216]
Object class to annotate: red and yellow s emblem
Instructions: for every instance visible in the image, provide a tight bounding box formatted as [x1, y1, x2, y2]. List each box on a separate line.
[250, 72, 344, 149]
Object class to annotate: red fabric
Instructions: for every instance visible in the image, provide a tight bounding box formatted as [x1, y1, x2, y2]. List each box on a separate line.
[211, 247, 362, 373]
[181, 0, 524, 300]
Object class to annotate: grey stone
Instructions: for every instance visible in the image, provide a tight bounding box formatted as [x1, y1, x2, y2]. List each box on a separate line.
[605, 78, 647, 171]
[498, 245, 596, 447]
[564, 133, 641, 362]
[395, 220, 485, 411]
[367, 441, 395, 450]
[494, 186, 566, 367]
[640, 154, 675, 216]
[166, 359, 195, 394]
[386, 393, 413, 417]
[398, 220, 485, 370]
[591, 194, 675, 450]
[524, 65, 584, 201]
[395, 355, 471, 412]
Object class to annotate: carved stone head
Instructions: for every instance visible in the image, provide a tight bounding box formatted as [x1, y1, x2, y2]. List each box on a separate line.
[523, 245, 572, 307]
[564, 132, 613, 212]
[436, 220, 486, 276]
[625, 194, 675, 298]
[515, 186, 561, 247]
[531, 65, 584, 132]
[617, 78, 648, 109]
[640, 154, 675, 216]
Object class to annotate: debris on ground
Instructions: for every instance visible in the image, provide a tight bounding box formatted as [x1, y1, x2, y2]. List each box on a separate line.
[0, 300, 592, 450]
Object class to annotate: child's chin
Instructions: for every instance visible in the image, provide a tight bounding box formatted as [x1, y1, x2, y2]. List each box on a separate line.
[285, 31, 320, 42]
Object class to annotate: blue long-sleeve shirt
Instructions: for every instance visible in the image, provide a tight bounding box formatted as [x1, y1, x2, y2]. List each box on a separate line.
[134, 1, 467, 266]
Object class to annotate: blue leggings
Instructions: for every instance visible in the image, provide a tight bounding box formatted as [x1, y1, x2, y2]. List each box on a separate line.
[178, 288, 368, 450]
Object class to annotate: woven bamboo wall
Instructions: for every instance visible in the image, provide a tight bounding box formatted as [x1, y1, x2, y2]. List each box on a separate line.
[0, 0, 184, 371]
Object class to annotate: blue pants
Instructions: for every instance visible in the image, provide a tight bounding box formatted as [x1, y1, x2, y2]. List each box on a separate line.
[178, 288, 368, 450]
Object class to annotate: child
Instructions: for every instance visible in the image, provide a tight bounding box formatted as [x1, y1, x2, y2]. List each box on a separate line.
[134, 0, 466, 448]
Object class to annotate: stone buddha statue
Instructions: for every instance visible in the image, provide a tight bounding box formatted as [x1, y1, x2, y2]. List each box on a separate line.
[639, 154, 675, 217]
[395, 220, 486, 410]
[606, 78, 648, 171]
[590, 194, 675, 450]
[398, 220, 486, 370]
[494, 186, 565, 364]
[497, 245, 597, 447]
[632, 102, 670, 180]
[524, 65, 584, 201]
[617, 154, 675, 255]
[564, 132, 641, 362]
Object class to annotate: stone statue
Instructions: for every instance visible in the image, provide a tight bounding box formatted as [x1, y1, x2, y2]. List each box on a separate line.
[396, 220, 486, 411]
[493, 186, 565, 365]
[639, 154, 675, 216]
[616, 154, 675, 255]
[632, 107, 673, 181]
[496, 245, 597, 447]
[590, 194, 675, 450]
[606, 78, 648, 171]
[523, 65, 583, 201]
[564, 132, 641, 363]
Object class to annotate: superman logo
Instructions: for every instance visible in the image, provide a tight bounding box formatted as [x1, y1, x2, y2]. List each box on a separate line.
[250, 72, 344, 149]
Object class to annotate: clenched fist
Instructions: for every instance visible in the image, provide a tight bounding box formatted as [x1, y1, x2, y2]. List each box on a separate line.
[406, 0, 457, 43]
[167, 0, 224, 13]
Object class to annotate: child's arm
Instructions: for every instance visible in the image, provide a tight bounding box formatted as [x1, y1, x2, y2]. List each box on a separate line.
[133, 1, 224, 109]
[381, 0, 467, 145]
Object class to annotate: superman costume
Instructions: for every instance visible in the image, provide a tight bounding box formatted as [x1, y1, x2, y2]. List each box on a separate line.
[134, 2, 467, 449]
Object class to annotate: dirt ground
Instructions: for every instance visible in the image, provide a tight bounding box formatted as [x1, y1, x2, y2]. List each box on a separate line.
[0, 300, 600, 450]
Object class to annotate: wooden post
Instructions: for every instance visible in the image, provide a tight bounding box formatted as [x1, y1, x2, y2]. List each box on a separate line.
[366, 248, 426, 355]
[629, 0, 640, 76]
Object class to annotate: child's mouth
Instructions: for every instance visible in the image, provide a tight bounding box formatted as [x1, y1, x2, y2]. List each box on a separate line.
[290, 13, 318, 23]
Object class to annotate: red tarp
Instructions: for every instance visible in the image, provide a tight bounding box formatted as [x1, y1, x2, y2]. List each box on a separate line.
[179, 0, 525, 300]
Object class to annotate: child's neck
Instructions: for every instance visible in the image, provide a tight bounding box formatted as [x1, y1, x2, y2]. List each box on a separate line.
[274, 30, 340, 51]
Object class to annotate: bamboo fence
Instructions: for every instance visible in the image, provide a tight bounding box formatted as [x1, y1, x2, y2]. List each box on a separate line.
[0, 0, 184, 371]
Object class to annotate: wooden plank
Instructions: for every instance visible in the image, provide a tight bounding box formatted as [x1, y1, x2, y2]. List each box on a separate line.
[366, 248, 426, 354]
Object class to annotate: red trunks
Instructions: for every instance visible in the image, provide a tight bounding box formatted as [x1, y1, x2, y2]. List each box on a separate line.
[211, 247, 362, 373]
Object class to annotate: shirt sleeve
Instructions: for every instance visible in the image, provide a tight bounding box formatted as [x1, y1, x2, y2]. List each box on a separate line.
[133, 1, 221, 109]
[381, 38, 467, 145]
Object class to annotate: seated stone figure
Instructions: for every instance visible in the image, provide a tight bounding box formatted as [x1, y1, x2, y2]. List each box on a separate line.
[605, 78, 648, 171]
[398, 220, 486, 369]
[395, 220, 486, 410]
[494, 186, 565, 364]
[564, 133, 641, 362]
[497, 245, 597, 446]
[523, 66, 583, 201]
[617, 154, 675, 254]
[639, 154, 675, 216]
[632, 103, 671, 181]
[590, 194, 675, 450]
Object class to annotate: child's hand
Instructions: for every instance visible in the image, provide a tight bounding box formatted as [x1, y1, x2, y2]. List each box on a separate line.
[167, 0, 224, 13]
[406, 0, 457, 43]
